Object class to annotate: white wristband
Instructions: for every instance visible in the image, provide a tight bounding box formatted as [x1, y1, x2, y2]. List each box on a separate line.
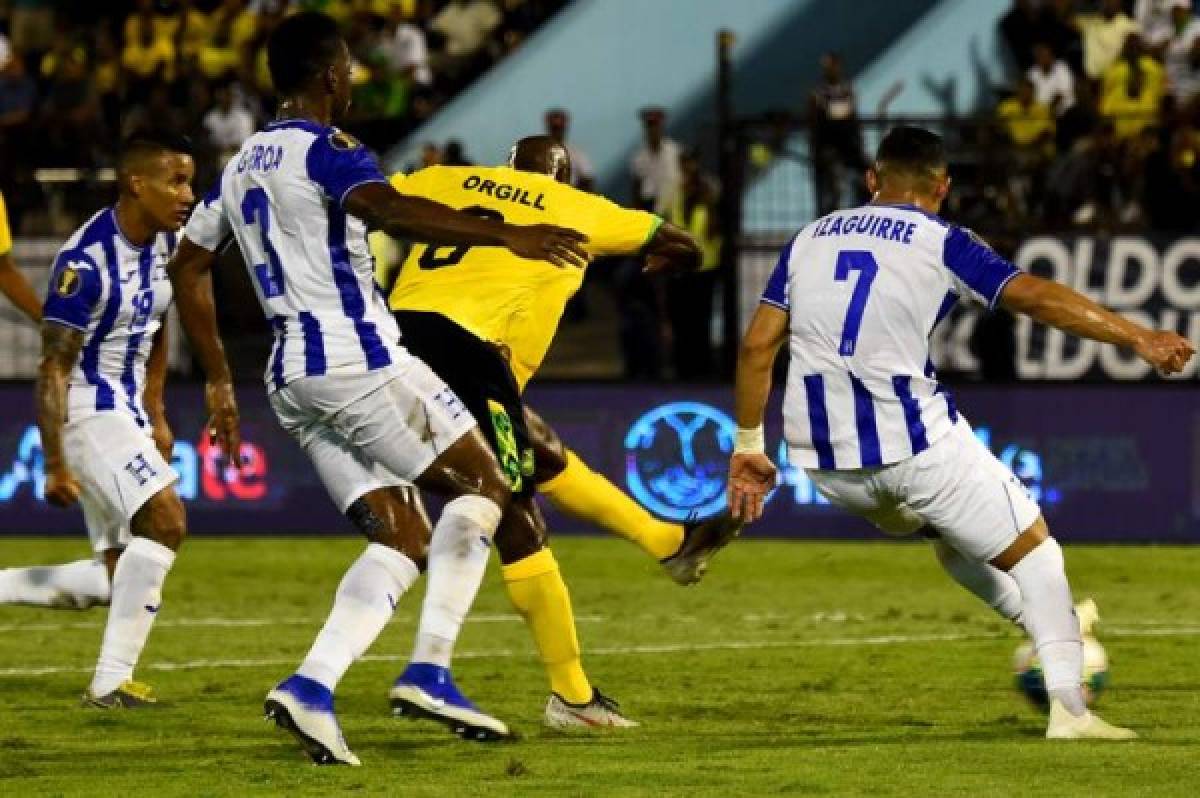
[734, 425, 765, 454]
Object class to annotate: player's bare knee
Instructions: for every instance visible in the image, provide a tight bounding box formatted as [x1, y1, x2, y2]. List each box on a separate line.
[347, 489, 429, 567]
[132, 489, 187, 550]
[526, 409, 567, 483]
[492, 496, 546, 564]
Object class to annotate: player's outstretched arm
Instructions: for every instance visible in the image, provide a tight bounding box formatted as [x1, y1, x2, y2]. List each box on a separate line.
[729, 303, 788, 523]
[144, 325, 173, 460]
[344, 182, 589, 268]
[167, 236, 242, 465]
[999, 273, 1195, 375]
[0, 251, 43, 323]
[36, 322, 84, 507]
[641, 221, 703, 275]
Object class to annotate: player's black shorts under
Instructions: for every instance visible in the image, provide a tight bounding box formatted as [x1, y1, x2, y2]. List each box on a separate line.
[394, 310, 535, 497]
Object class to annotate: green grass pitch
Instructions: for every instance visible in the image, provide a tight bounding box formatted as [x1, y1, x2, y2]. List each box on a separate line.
[0, 536, 1197, 796]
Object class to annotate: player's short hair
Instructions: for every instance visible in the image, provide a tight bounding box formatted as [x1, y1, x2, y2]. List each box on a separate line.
[875, 126, 946, 178]
[267, 11, 343, 95]
[117, 129, 193, 176]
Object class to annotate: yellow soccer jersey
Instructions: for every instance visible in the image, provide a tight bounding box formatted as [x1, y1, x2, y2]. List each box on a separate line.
[0, 191, 12, 257]
[388, 165, 661, 389]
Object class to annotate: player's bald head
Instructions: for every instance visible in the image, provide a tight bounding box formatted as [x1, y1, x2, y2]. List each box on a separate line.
[508, 135, 571, 184]
[872, 126, 947, 191]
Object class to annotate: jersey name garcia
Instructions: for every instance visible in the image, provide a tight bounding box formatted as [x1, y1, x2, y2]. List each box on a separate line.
[388, 165, 660, 389]
[184, 118, 400, 391]
[762, 204, 1020, 470]
[42, 208, 176, 431]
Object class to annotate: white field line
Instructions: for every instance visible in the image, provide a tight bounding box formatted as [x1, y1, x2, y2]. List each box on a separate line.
[0, 613, 606, 634]
[2, 627, 1198, 678]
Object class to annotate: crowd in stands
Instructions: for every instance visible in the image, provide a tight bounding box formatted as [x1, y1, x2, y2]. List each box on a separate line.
[995, 0, 1200, 231]
[0, 0, 565, 230]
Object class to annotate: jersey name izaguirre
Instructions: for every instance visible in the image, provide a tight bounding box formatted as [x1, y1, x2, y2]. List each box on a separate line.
[761, 203, 1020, 470]
[184, 118, 400, 390]
[42, 208, 176, 431]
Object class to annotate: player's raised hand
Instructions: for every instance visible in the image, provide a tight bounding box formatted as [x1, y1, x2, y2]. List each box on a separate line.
[727, 452, 777, 523]
[505, 224, 589, 268]
[205, 379, 243, 471]
[44, 465, 82, 508]
[1134, 330, 1195, 375]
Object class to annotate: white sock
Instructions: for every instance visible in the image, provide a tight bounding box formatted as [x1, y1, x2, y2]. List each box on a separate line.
[90, 538, 176, 697]
[296, 543, 420, 691]
[411, 495, 502, 668]
[933, 540, 1024, 627]
[1007, 538, 1086, 716]
[0, 559, 111, 609]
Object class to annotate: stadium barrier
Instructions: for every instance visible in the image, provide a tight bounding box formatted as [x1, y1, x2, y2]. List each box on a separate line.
[0, 383, 1194, 542]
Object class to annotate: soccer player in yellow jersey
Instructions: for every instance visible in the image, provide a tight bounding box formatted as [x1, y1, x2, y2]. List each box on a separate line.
[385, 136, 741, 729]
[0, 190, 43, 321]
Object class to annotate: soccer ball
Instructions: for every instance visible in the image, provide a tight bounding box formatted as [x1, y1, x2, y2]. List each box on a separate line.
[1013, 636, 1109, 711]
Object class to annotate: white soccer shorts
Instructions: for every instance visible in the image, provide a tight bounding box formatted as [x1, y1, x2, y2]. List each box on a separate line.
[63, 412, 178, 554]
[269, 355, 476, 513]
[806, 418, 1042, 562]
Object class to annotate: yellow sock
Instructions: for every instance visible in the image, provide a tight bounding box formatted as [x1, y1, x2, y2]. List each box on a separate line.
[538, 450, 684, 560]
[502, 548, 592, 704]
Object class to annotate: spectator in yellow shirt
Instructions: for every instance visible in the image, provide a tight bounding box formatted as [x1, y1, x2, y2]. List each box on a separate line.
[997, 77, 1056, 153]
[1101, 34, 1166, 139]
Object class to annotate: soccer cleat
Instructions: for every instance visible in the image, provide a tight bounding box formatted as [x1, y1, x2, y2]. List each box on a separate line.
[1045, 699, 1137, 740]
[661, 511, 743, 586]
[543, 689, 640, 730]
[1076, 598, 1099, 638]
[389, 663, 512, 742]
[81, 680, 159, 709]
[264, 674, 361, 766]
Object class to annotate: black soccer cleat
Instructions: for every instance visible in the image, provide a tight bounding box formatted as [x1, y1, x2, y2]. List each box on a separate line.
[661, 511, 743, 586]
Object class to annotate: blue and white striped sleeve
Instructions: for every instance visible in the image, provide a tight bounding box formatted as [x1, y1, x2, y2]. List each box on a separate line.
[183, 179, 231, 253]
[760, 238, 793, 311]
[941, 226, 1020, 309]
[42, 251, 102, 331]
[306, 130, 388, 207]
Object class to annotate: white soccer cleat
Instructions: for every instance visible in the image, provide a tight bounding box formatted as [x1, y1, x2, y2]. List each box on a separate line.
[390, 664, 513, 742]
[264, 674, 361, 766]
[544, 689, 640, 730]
[1076, 598, 1099, 638]
[1045, 699, 1137, 740]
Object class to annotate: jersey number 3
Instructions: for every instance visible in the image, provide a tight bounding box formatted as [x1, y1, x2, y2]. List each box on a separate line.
[241, 187, 286, 298]
[419, 206, 505, 269]
[834, 250, 878, 356]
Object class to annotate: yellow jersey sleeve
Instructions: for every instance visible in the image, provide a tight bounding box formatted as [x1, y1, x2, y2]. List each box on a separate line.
[566, 192, 662, 258]
[0, 191, 12, 257]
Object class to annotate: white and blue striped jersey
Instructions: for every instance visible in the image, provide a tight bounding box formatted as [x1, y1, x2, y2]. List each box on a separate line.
[761, 203, 1020, 470]
[183, 118, 401, 391]
[42, 207, 176, 432]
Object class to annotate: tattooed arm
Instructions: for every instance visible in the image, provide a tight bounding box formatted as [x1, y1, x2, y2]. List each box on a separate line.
[36, 322, 85, 507]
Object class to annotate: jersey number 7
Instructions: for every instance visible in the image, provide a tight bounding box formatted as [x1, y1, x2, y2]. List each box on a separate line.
[834, 250, 878, 356]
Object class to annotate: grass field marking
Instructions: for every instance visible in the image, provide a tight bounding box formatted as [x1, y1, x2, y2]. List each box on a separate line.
[2, 626, 1198, 678]
[0, 613, 607, 634]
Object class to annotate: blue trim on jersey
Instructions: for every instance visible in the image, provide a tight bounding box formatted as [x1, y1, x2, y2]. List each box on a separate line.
[298, 311, 327, 376]
[121, 331, 147, 427]
[306, 130, 386, 207]
[802, 374, 835, 470]
[79, 215, 124, 412]
[202, 179, 221, 206]
[269, 316, 287, 390]
[165, 231, 177, 254]
[760, 235, 796, 310]
[848, 374, 882, 467]
[265, 118, 327, 135]
[870, 203, 948, 228]
[923, 358, 958, 423]
[943, 226, 1020, 309]
[933, 290, 958, 329]
[326, 205, 391, 371]
[892, 375, 929, 457]
[42, 251, 102, 330]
